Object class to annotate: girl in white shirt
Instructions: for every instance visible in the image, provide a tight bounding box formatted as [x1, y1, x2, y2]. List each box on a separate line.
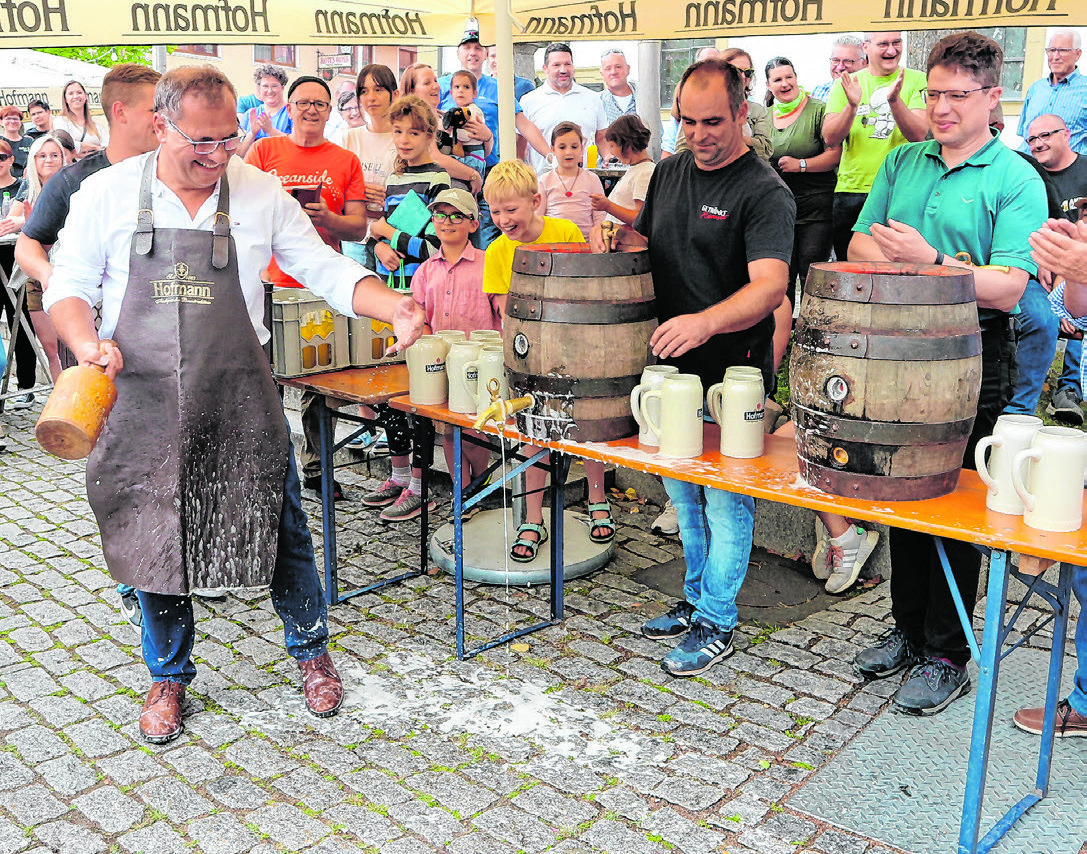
[536, 122, 605, 239]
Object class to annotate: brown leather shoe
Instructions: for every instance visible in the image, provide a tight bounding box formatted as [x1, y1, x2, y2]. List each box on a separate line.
[299, 652, 343, 718]
[140, 680, 186, 744]
[1013, 698, 1087, 737]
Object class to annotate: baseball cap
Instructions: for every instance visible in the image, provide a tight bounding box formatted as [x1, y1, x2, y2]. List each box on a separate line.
[459, 26, 481, 46]
[428, 188, 479, 219]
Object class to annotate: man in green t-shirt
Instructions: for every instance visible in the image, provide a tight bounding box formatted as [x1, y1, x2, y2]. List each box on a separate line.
[822, 31, 928, 259]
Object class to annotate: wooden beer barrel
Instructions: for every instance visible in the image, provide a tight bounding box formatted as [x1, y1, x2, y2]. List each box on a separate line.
[789, 262, 983, 501]
[504, 244, 656, 443]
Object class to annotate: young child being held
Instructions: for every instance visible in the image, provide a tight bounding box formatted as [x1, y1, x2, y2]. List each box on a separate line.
[411, 188, 501, 499]
[361, 95, 450, 523]
[367, 94, 450, 289]
[482, 159, 615, 562]
[443, 70, 489, 176]
[536, 121, 606, 240]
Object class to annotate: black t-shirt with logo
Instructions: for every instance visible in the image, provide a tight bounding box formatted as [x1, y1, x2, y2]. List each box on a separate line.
[633, 148, 795, 391]
[1045, 152, 1087, 222]
[23, 149, 111, 245]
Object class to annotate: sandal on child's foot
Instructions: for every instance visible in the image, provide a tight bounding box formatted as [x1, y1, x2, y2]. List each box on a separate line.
[510, 522, 548, 563]
[587, 501, 615, 543]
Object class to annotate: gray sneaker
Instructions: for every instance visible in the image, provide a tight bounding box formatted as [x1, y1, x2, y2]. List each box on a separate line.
[811, 517, 831, 580]
[362, 478, 407, 508]
[8, 392, 34, 411]
[650, 500, 679, 535]
[825, 526, 879, 595]
[379, 488, 436, 522]
[1050, 387, 1084, 426]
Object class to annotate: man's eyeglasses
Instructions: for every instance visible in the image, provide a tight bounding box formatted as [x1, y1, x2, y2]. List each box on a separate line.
[291, 99, 331, 112]
[736, 68, 756, 78]
[339, 102, 361, 114]
[432, 211, 470, 224]
[1026, 128, 1067, 145]
[165, 118, 244, 155]
[1045, 47, 1077, 56]
[923, 86, 992, 103]
[601, 48, 625, 60]
[830, 56, 860, 67]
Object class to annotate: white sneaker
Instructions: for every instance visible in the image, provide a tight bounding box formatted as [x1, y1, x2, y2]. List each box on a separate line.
[825, 526, 879, 595]
[812, 517, 831, 580]
[651, 499, 679, 535]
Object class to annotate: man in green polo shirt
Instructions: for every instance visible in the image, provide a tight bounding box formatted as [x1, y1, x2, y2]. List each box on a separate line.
[823, 31, 928, 260]
[848, 31, 1048, 715]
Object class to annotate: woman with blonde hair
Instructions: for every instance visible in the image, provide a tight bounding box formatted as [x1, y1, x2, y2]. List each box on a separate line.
[52, 80, 107, 155]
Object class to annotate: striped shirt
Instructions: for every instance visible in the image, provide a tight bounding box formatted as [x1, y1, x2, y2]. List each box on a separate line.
[372, 162, 450, 282]
[1017, 68, 1087, 155]
[810, 80, 833, 102]
[1049, 282, 1087, 390]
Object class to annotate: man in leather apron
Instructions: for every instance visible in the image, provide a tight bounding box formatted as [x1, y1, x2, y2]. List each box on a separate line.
[45, 67, 425, 744]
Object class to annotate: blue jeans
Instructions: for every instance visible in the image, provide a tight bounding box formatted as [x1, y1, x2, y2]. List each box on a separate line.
[1057, 337, 1083, 399]
[662, 477, 753, 632]
[139, 445, 329, 683]
[1006, 278, 1058, 416]
[1070, 564, 1087, 716]
[476, 196, 501, 250]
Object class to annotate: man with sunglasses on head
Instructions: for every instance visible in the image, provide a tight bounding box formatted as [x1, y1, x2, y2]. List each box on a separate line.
[811, 35, 868, 102]
[822, 31, 928, 260]
[246, 75, 369, 500]
[43, 66, 425, 744]
[848, 32, 1047, 715]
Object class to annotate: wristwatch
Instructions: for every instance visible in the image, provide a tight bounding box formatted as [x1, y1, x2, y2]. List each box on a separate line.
[799, 159, 807, 172]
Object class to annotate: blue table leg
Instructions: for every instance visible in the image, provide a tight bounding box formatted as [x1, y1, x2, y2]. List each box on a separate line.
[454, 425, 465, 660]
[957, 548, 1010, 854]
[1033, 562, 1071, 795]
[318, 395, 337, 606]
[550, 452, 569, 622]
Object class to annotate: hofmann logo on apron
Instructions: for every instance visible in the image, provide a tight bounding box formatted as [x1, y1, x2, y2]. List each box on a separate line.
[149, 262, 215, 305]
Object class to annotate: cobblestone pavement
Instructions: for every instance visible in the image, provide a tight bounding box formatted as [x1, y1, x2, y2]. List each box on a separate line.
[0, 402, 1079, 854]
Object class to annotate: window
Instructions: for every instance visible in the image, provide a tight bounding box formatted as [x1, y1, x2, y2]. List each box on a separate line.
[976, 28, 1026, 99]
[660, 40, 716, 109]
[398, 48, 417, 78]
[356, 45, 373, 72]
[174, 45, 219, 58]
[254, 45, 296, 67]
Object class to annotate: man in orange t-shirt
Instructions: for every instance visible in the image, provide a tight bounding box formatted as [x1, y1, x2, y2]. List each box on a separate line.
[245, 76, 369, 497]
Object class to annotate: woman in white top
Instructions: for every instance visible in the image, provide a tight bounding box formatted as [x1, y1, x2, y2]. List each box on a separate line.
[51, 80, 107, 156]
[591, 115, 655, 226]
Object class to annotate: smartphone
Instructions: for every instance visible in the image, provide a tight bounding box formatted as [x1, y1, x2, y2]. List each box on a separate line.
[290, 185, 321, 207]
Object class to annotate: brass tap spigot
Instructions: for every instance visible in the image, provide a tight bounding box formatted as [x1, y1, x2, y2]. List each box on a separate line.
[472, 378, 534, 430]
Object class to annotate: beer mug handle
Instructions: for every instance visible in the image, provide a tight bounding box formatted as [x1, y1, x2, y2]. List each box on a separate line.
[706, 382, 725, 427]
[973, 435, 999, 491]
[1012, 447, 1041, 513]
[630, 384, 647, 432]
[640, 389, 663, 439]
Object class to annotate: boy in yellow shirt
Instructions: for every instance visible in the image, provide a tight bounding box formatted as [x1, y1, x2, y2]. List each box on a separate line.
[481, 160, 614, 561]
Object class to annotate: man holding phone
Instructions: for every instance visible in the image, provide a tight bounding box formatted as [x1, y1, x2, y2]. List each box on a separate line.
[245, 75, 369, 499]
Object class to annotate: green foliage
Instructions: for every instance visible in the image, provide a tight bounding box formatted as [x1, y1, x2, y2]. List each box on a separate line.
[37, 46, 162, 68]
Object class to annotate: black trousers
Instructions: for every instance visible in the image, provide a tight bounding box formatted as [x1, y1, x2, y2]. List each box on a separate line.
[832, 192, 869, 261]
[0, 245, 37, 390]
[889, 320, 1017, 666]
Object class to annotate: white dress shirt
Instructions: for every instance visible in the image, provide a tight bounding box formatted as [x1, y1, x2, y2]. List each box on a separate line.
[46, 151, 369, 344]
[520, 81, 608, 175]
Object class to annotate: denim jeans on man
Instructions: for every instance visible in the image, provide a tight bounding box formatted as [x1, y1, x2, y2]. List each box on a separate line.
[662, 478, 753, 632]
[138, 444, 329, 683]
[1057, 337, 1083, 400]
[1006, 277, 1059, 416]
[1070, 564, 1087, 716]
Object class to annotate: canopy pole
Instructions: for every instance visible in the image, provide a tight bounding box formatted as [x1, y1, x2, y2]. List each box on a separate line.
[495, 0, 517, 160]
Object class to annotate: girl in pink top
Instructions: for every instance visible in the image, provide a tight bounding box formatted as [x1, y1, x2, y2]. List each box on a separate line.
[536, 122, 605, 239]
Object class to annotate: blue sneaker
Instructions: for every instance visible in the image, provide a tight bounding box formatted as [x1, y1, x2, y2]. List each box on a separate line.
[641, 600, 695, 640]
[661, 616, 734, 676]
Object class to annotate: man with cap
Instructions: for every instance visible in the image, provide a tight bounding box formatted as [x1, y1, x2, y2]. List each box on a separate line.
[45, 66, 425, 743]
[245, 75, 369, 499]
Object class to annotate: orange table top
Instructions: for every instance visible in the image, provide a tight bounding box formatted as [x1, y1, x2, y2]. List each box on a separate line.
[277, 363, 409, 406]
[392, 395, 1087, 566]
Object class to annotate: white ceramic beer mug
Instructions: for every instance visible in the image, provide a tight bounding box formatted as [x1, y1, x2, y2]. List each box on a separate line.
[435, 330, 466, 349]
[465, 345, 508, 412]
[446, 340, 482, 414]
[469, 329, 502, 343]
[630, 365, 679, 447]
[639, 373, 704, 458]
[974, 413, 1043, 515]
[406, 334, 448, 405]
[1012, 426, 1087, 532]
[707, 366, 765, 458]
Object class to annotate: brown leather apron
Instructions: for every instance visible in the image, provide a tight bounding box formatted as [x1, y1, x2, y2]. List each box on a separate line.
[87, 154, 288, 595]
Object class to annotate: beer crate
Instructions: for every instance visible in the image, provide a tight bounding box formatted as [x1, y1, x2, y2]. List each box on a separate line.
[349, 316, 404, 368]
[271, 287, 350, 378]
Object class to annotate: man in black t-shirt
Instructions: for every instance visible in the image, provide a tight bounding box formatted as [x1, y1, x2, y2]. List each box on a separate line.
[1027, 113, 1087, 425]
[594, 59, 794, 678]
